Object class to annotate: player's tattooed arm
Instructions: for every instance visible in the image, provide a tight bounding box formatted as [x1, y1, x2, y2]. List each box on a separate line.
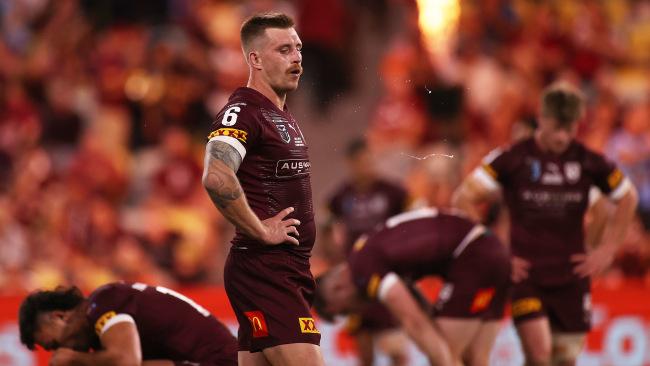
[202, 141, 300, 245]
[203, 140, 243, 208]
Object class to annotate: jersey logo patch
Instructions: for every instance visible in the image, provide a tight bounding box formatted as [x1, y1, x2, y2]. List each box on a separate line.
[470, 288, 496, 313]
[275, 159, 311, 178]
[299, 317, 320, 334]
[511, 297, 542, 318]
[94, 311, 116, 335]
[564, 162, 581, 184]
[244, 311, 269, 338]
[275, 124, 291, 143]
[208, 128, 248, 143]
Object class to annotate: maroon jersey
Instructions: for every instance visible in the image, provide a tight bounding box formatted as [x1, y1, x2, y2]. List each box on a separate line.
[473, 137, 632, 285]
[328, 180, 408, 253]
[86, 282, 237, 364]
[208, 87, 315, 256]
[348, 208, 481, 299]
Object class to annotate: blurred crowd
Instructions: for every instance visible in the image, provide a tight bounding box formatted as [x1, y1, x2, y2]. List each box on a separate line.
[0, 0, 648, 294]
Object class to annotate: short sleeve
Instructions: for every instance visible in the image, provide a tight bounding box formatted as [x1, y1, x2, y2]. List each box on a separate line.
[348, 241, 390, 301]
[86, 284, 137, 337]
[207, 103, 262, 160]
[471, 147, 515, 192]
[586, 151, 632, 201]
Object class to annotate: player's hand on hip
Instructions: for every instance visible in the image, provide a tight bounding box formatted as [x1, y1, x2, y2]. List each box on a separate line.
[261, 207, 301, 245]
[511, 256, 531, 283]
[49, 348, 77, 366]
[571, 245, 615, 278]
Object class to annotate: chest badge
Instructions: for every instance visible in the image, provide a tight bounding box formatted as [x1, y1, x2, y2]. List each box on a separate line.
[564, 162, 581, 184]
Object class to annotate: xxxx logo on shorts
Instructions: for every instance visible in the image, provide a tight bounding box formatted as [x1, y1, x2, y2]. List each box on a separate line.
[299, 317, 319, 334]
[470, 288, 496, 313]
[244, 311, 269, 338]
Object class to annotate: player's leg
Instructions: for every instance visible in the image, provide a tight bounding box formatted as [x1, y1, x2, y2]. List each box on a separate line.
[374, 329, 410, 366]
[355, 331, 375, 366]
[238, 351, 272, 366]
[261, 343, 324, 366]
[435, 317, 482, 365]
[515, 317, 553, 366]
[551, 333, 586, 366]
[461, 320, 501, 366]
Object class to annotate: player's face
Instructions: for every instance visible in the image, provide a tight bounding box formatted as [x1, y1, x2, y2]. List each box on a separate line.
[258, 27, 303, 93]
[537, 117, 577, 154]
[35, 311, 93, 352]
[322, 267, 359, 315]
[349, 150, 375, 182]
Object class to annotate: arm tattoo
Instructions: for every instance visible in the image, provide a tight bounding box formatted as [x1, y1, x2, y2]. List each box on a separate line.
[207, 140, 243, 172]
[203, 141, 244, 209]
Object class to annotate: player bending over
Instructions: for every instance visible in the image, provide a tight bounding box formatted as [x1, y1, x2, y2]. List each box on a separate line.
[314, 207, 511, 366]
[19, 282, 237, 366]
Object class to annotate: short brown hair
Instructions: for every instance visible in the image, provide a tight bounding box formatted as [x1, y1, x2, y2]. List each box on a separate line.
[240, 12, 295, 51]
[540, 82, 585, 127]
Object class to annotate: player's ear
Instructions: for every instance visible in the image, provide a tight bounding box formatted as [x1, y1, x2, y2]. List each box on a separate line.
[248, 51, 263, 70]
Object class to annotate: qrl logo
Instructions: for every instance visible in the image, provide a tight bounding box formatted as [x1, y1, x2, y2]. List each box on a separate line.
[275, 159, 311, 178]
[299, 317, 319, 334]
[244, 311, 269, 338]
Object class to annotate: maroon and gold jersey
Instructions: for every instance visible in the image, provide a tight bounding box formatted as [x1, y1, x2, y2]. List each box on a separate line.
[348, 208, 484, 300]
[472, 137, 632, 285]
[86, 282, 237, 364]
[328, 180, 408, 253]
[208, 87, 315, 255]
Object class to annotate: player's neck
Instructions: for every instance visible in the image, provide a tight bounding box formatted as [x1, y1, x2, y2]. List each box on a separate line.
[247, 78, 287, 110]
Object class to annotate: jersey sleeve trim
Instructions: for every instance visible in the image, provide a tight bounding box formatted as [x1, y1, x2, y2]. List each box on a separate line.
[472, 166, 501, 192]
[453, 225, 487, 258]
[377, 272, 400, 302]
[610, 177, 632, 201]
[99, 313, 135, 336]
[208, 135, 247, 159]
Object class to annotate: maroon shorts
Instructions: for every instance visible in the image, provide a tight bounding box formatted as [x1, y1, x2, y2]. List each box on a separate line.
[511, 278, 591, 333]
[224, 247, 321, 352]
[433, 233, 511, 320]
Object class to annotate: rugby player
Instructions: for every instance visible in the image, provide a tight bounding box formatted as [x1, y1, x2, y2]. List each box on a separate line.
[315, 207, 511, 366]
[453, 82, 639, 366]
[18, 282, 237, 366]
[201, 12, 323, 366]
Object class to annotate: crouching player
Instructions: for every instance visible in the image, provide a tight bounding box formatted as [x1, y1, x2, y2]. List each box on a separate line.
[19, 282, 238, 366]
[314, 208, 511, 365]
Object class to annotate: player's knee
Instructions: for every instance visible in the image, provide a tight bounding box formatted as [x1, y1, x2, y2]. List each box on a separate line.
[552, 333, 585, 366]
[524, 344, 552, 366]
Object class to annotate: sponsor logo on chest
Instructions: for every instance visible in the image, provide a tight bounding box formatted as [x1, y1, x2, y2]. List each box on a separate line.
[535, 161, 582, 186]
[275, 159, 311, 178]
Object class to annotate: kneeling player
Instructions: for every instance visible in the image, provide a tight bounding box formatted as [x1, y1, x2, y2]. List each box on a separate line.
[19, 282, 238, 366]
[315, 208, 510, 366]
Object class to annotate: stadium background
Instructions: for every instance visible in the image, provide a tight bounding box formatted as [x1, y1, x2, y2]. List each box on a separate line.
[0, 0, 648, 365]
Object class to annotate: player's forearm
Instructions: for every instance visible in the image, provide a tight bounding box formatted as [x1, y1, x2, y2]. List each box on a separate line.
[451, 182, 484, 222]
[601, 187, 639, 250]
[400, 316, 451, 365]
[584, 197, 609, 248]
[202, 162, 266, 240]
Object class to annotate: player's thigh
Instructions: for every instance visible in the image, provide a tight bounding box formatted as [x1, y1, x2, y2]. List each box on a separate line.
[462, 320, 501, 366]
[435, 317, 483, 360]
[551, 332, 586, 366]
[516, 317, 553, 365]
[375, 329, 410, 366]
[238, 351, 272, 366]
[262, 343, 324, 366]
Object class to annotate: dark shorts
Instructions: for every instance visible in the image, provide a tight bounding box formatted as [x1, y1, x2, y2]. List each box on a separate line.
[511, 278, 591, 333]
[224, 247, 321, 352]
[346, 302, 399, 335]
[433, 233, 511, 320]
